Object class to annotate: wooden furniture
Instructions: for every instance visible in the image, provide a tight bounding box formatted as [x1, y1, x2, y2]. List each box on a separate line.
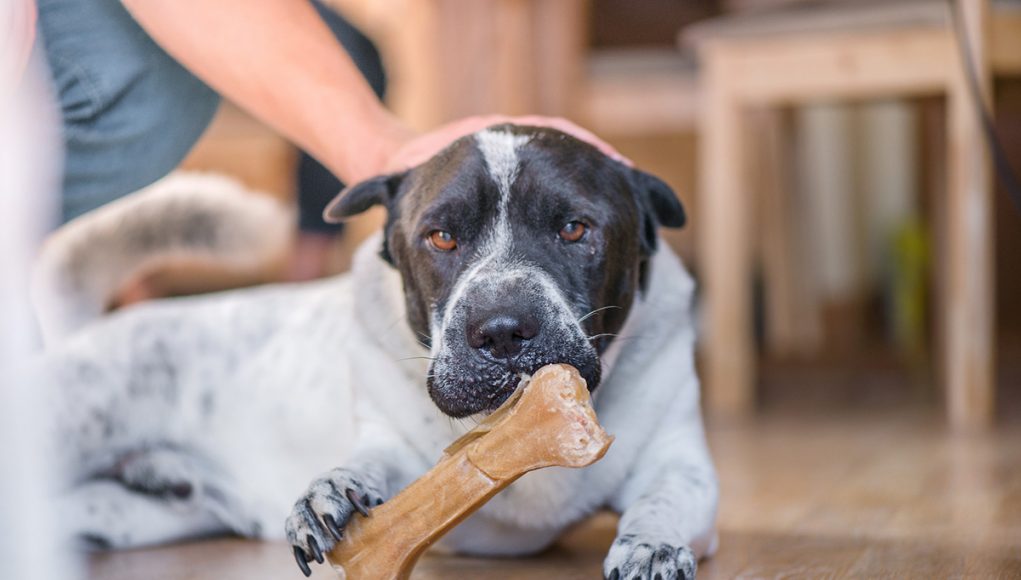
[581, 49, 699, 136]
[686, 0, 1021, 429]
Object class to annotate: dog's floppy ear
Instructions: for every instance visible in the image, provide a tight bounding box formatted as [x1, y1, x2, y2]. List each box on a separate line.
[629, 168, 686, 256]
[632, 169, 686, 228]
[323, 172, 407, 223]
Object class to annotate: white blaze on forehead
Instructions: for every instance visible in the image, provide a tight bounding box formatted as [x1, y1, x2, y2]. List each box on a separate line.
[473, 129, 531, 258]
[475, 129, 531, 202]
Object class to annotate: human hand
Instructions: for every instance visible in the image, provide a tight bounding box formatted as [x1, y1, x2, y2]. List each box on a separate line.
[381, 114, 631, 176]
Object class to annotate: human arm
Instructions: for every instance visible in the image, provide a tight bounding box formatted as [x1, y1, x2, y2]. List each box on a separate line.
[121, 0, 628, 183]
[121, 0, 410, 185]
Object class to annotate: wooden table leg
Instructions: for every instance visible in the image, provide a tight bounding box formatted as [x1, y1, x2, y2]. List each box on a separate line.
[758, 108, 823, 357]
[945, 0, 995, 429]
[699, 55, 755, 417]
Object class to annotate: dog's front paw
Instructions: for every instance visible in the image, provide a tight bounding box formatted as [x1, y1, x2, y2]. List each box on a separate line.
[285, 468, 385, 577]
[603, 534, 697, 580]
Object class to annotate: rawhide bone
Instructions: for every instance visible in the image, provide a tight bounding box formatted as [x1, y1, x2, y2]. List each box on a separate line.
[326, 363, 613, 580]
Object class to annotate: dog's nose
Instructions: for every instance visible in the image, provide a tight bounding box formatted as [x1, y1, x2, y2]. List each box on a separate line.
[467, 313, 540, 359]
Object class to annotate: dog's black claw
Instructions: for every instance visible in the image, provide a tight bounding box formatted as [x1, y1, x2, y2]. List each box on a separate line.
[323, 513, 343, 542]
[346, 488, 371, 517]
[293, 546, 312, 577]
[307, 534, 324, 564]
[374, 497, 384, 506]
[606, 568, 619, 580]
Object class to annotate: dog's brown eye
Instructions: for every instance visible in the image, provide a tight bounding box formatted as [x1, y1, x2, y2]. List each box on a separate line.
[559, 221, 587, 243]
[428, 230, 457, 251]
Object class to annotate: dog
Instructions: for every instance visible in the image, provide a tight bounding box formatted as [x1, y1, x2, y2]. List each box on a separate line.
[32, 124, 718, 580]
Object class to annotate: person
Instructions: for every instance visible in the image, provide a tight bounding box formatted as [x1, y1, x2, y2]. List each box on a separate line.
[31, 0, 627, 282]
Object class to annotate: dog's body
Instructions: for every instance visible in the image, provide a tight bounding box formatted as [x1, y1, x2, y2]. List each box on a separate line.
[35, 126, 717, 579]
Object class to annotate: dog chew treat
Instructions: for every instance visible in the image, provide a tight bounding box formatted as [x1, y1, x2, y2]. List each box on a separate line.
[326, 363, 613, 580]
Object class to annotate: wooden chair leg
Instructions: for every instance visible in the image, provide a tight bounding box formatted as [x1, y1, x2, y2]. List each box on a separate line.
[758, 108, 823, 357]
[699, 61, 755, 418]
[945, 0, 995, 429]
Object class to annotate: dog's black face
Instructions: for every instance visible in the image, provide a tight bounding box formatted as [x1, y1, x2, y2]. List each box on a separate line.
[326, 125, 685, 417]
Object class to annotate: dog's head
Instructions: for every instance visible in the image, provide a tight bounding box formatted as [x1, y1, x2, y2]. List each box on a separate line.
[326, 124, 685, 417]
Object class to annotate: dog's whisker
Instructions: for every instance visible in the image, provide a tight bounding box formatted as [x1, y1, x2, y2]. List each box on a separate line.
[577, 305, 622, 324]
[590, 333, 650, 344]
[587, 332, 653, 343]
[445, 416, 477, 432]
[379, 316, 434, 352]
[411, 331, 434, 351]
[456, 416, 480, 430]
[395, 356, 436, 363]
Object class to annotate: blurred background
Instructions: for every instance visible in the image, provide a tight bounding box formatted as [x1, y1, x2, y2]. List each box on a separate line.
[11, 0, 1021, 577]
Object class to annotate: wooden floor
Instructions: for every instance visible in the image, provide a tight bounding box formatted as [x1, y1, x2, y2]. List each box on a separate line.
[87, 360, 1021, 580]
